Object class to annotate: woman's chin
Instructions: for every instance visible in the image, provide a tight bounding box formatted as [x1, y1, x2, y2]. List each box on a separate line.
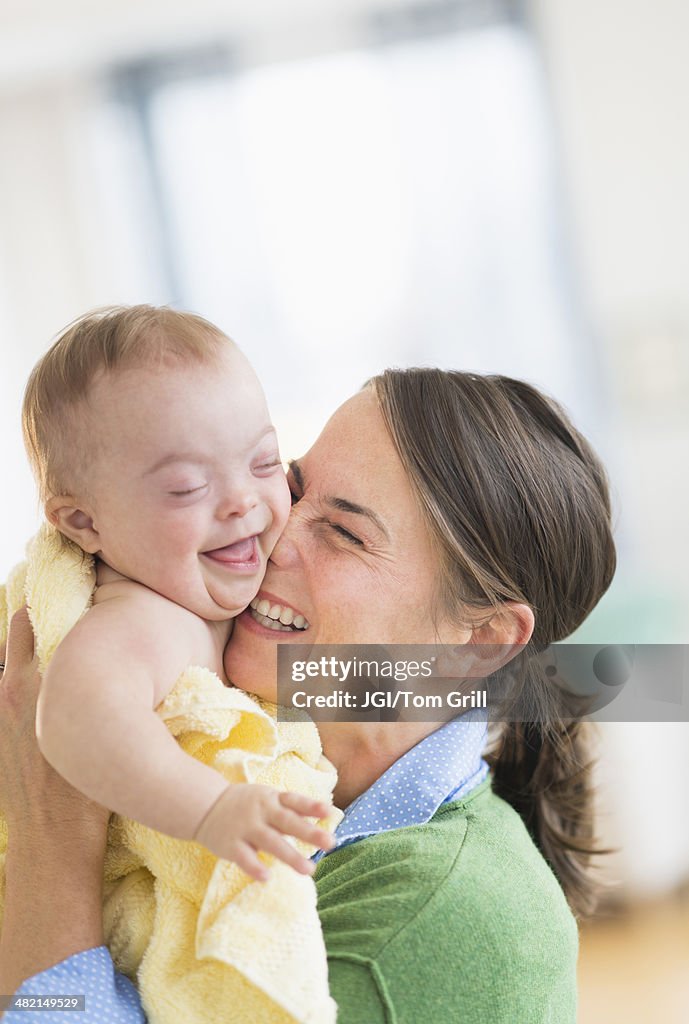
[223, 608, 280, 701]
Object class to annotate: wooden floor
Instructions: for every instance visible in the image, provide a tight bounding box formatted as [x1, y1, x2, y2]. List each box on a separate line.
[578, 889, 689, 1024]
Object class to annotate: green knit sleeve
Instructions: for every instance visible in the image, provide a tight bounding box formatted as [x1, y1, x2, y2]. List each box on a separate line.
[327, 956, 390, 1024]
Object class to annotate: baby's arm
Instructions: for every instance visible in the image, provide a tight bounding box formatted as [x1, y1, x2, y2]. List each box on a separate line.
[36, 589, 334, 879]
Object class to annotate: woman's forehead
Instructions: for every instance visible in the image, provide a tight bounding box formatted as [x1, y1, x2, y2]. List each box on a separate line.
[299, 391, 422, 522]
[304, 392, 391, 471]
[317, 390, 386, 447]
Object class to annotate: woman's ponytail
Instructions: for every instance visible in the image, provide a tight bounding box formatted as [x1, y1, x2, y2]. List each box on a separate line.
[486, 717, 602, 918]
[372, 368, 617, 918]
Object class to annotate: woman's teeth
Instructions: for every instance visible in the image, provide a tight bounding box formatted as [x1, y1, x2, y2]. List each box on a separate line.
[249, 598, 308, 631]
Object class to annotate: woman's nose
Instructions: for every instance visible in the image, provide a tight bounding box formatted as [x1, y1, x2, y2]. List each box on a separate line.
[268, 508, 303, 567]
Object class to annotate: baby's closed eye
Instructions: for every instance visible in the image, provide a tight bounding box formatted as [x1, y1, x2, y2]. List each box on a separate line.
[168, 484, 208, 496]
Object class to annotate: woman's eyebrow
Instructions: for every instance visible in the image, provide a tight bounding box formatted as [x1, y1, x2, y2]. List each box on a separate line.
[288, 460, 389, 540]
[288, 459, 305, 490]
[326, 496, 390, 540]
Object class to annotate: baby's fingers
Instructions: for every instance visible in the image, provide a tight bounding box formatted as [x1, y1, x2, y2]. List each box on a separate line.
[232, 841, 270, 883]
[279, 791, 335, 821]
[272, 804, 336, 852]
[257, 829, 315, 876]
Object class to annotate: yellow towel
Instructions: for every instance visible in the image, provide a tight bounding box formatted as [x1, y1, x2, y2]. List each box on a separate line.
[0, 525, 341, 1024]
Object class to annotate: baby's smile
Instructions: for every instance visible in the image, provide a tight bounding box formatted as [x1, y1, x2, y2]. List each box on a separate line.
[201, 536, 261, 571]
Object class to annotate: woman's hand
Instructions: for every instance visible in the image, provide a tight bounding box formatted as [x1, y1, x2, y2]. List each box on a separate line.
[0, 607, 110, 841]
[0, 608, 110, 997]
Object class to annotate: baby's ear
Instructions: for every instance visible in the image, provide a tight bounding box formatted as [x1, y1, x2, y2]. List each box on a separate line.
[45, 496, 101, 554]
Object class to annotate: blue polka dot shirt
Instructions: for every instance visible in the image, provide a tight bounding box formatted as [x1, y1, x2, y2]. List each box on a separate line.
[6, 711, 489, 1022]
[312, 707, 489, 861]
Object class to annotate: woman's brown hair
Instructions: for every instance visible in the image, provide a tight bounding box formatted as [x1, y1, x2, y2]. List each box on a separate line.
[371, 368, 616, 918]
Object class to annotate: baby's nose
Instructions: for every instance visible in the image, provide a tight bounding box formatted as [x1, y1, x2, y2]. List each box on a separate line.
[217, 485, 258, 519]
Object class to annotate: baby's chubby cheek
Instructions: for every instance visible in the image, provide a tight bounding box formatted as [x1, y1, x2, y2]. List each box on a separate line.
[269, 475, 293, 543]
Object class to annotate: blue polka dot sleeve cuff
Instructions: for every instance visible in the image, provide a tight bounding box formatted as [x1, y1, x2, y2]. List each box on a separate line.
[5, 946, 146, 1024]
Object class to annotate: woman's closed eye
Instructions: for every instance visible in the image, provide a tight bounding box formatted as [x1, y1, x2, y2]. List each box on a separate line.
[328, 522, 364, 547]
[287, 464, 366, 547]
[290, 491, 364, 547]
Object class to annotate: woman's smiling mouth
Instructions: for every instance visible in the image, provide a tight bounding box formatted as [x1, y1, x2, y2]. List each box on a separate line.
[248, 596, 310, 632]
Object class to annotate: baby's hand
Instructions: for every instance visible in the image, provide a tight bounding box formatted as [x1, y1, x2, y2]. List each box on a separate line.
[193, 784, 336, 881]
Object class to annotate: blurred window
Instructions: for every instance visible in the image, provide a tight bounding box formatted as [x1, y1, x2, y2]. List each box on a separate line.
[104, 7, 594, 450]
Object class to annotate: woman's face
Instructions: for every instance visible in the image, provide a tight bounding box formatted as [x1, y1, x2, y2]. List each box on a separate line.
[225, 389, 465, 700]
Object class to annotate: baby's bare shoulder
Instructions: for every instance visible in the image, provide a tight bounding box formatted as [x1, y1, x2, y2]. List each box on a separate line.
[87, 568, 228, 689]
[49, 574, 216, 706]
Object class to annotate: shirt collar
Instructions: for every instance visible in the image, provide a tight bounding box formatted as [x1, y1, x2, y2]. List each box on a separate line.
[314, 709, 489, 862]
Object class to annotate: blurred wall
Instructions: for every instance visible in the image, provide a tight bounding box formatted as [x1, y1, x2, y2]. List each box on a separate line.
[533, 0, 689, 896]
[532, 0, 689, 610]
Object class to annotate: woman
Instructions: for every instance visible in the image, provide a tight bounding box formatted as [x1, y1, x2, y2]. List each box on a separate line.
[0, 369, 615, 1022]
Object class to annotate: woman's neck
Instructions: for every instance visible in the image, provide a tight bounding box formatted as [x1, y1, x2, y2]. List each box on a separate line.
[317, 720, 438, 810]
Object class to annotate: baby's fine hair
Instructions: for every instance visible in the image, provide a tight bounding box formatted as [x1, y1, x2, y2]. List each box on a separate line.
[22, 304, 233, 502]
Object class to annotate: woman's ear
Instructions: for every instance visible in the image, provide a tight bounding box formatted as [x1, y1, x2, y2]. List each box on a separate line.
[465, 601, 535, 676]
[435, 602, 535, 682]
[473, 601, 535, 649]
[45, 496, 101, 554]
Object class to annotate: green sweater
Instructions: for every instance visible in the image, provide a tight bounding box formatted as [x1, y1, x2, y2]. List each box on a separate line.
[314, 777, 578, 1023]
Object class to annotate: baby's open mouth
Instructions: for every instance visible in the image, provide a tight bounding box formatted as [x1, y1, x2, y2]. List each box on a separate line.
[203, 537, 259, 565]
[249, 597, 309, 632]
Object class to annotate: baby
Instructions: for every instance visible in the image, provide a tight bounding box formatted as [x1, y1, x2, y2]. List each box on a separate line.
[22, 304, 334, 881]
